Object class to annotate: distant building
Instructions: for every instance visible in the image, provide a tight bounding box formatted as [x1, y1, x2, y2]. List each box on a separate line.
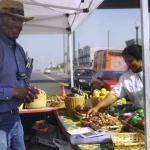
[126, 39, 142, 46]
[78, 46, 101, 68]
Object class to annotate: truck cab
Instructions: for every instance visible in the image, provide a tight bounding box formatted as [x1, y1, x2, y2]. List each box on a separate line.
[91, 70, 124, 91]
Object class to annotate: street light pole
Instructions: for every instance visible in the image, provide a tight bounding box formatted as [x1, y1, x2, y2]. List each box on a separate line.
[135, 20, 140, 44]
[136, 26, 139, 44]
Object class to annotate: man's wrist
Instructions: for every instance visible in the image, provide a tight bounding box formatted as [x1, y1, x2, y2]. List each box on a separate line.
[12, 88, 18, 98]
[95, 104, 101, 111]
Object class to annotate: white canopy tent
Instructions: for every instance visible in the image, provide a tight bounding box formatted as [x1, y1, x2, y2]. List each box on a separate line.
[22, 0, 104, 34]
[21, 0, 104, 87]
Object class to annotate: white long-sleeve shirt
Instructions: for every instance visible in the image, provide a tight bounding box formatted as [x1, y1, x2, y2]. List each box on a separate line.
[111, 70, 143, 108]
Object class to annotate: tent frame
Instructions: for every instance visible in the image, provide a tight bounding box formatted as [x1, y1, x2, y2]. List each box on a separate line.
[68, 33, 74, 88]
[24, 1, 84, 12]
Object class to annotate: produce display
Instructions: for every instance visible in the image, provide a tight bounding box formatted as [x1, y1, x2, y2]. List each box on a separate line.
[92, 88, 126, 105]
[46, 95, 65, 108]
[71, 87, 89, 99]
[47, 95, 55, 101]
[114, 97, 126, 105]
[92, 88, 109, 100]
[81, 112, 122, 131]
[74, 106, 90, 118]
[25, 89, 47, 109]
[128, 108, 145, 130]
[39, 78, 145, 150]
[64, 95, 85, 114]
[22, 83, 145, 149]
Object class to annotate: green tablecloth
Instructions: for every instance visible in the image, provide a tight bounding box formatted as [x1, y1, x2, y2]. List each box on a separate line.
[56, 111, 113, 150]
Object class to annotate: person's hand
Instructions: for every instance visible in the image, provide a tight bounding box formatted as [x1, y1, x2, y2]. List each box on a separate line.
[86, 106, 99, 118]
[25, 86, 39, 103]
[13, 86, 39, 103]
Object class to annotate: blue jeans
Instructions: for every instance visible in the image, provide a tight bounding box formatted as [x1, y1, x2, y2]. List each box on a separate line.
[0, 119, 25, 150]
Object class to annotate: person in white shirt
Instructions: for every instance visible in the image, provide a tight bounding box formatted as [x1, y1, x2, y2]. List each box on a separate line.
[87, 44, 143, 117]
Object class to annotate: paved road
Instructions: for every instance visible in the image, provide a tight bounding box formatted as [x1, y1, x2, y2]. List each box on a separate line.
[30, 72, 69, 96]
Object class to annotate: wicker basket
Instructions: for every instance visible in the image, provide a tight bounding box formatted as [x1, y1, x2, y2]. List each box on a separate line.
[91, 124, 122, 132]
[111, 132, 145, 150]
[74, 111, 87, 119]
[64, 96, 85, 114]
[80, 119, 122, 132]
[119, 119, 144, 134]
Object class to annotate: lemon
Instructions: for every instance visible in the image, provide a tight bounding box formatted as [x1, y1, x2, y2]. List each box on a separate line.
[121, 98, 127, 104]
[93, 89, 100, 97]
[106, 91, 110, 94]
[114, 97, 126, 105]
[99, 95, 106, 100]
[100, 88, 107, 96]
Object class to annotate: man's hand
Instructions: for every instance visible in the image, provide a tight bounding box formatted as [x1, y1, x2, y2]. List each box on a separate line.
[25, 87, 39, 103]
[86, 106, 99, 118]
[87, 93, 118, 118]
[13, 86, 39, 103]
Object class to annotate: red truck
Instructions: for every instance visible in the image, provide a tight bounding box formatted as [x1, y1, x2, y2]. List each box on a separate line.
[91, 49, 127, 91]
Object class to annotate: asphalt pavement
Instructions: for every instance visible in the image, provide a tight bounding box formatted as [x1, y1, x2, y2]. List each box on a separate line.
[30, 72, 69, 96]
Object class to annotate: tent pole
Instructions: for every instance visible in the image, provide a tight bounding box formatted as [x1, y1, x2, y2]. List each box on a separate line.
[63, 34, 67, 74]
[68, 33, 74, 88]
[73, 31, 76, 66]
[140, 0, 150, 149]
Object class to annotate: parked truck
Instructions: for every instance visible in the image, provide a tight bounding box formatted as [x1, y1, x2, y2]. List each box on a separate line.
[93, 49, 127, 71]
[91, 49, 127, 91]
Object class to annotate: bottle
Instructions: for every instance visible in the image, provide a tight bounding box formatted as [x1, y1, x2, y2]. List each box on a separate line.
[60, 85, 66, 97]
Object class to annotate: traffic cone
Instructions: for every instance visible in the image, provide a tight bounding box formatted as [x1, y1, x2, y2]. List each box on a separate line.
[60, 85, 66, 97]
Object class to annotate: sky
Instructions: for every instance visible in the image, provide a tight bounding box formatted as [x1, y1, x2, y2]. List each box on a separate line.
[18, 9, 142, 70]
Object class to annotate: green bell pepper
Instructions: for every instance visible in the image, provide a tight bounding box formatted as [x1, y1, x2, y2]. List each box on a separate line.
[135, 109, 144, 118]
[129, 114, 142, 125]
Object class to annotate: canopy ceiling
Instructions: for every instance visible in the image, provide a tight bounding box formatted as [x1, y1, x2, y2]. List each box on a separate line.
[22, 0, 104, 34]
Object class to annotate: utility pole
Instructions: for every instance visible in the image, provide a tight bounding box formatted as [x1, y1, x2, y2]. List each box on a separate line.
[73, 31, 76, 66]
[77, 41, 80, 66]
[135, 20, 140, 44]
